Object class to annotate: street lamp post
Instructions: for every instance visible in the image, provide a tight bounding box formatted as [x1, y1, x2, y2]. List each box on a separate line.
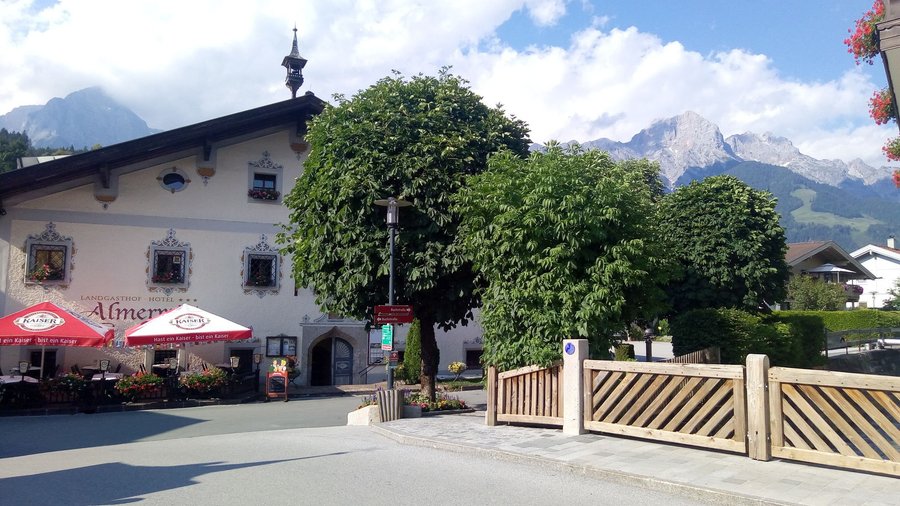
[375, 197, 411, 390]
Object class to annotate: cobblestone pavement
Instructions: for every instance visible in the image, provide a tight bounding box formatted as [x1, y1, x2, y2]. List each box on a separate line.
[373, 412, 898, 506]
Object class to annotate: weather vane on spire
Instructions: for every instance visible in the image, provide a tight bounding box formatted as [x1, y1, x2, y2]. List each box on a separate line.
[281, 25, 308, 99]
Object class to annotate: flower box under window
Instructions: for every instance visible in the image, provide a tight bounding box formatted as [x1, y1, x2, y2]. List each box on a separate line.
[248, 188, 280, 200]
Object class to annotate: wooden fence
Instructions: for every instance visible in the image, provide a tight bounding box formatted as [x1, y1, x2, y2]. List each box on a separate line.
[583, 360, 746, 453]
[486, 362, 563, 426]
[766, 365, 899, 476]
[663, 346, 720, 364]
[487, 340, 899, 477]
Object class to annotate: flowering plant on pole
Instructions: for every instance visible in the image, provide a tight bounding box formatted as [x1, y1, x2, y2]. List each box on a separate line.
[845, 0, 884, 65]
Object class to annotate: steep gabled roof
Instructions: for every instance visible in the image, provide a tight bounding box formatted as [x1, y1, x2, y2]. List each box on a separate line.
[851, 243, 900, 263]
[786, 240, 877, 280]
[0, 93, 326, 208]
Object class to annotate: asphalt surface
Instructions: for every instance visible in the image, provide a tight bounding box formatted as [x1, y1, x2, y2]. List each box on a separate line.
[0, 394, 707, 505]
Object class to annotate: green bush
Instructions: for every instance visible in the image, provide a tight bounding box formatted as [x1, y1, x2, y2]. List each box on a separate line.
[614, 343, 636, 361]
[672, 308, 823, 367]
[402, 319, 422, 384]
[766, 312, 826, 368]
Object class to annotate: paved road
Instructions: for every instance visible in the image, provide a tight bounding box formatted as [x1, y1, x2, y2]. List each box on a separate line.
[0, 393, 707, 505]
[0, 396, 363, 458]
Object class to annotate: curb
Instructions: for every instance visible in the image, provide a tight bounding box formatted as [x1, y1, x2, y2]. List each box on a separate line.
[371, 423, 788, 506]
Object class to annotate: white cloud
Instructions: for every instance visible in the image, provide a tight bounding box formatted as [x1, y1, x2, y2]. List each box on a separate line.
[0, 1, 893, 169]
[524, 0, 567, 26]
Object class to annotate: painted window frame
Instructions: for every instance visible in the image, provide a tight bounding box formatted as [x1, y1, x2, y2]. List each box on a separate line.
[246, 151, 283, 203]
[147, 229, 191, 292]
[24, 222, 73, 286]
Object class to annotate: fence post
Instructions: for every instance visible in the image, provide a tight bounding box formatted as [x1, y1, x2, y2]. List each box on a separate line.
[746, 354, 771, 461]
[486, 365, 498, 426]
[563, 339, 588, 435]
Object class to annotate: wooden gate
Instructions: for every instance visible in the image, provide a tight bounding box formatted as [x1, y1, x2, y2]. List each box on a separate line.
[487, 362, 563, 426]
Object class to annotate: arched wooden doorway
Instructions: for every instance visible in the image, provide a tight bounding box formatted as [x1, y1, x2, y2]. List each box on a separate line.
[310, 336, 353, 386]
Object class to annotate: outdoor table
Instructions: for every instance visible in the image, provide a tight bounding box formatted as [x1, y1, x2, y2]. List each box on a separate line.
[152, 364, 179, 377]
[80, 366, 99, 378]
[0, 375, 41, 407]
[0, 375, 39, 384]
[91, 372, 123, 381]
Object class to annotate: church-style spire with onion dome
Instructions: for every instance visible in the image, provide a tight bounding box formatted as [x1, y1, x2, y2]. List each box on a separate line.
[282, 25, 308, 99]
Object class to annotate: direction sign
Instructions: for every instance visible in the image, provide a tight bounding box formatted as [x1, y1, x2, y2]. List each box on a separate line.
[375, 305, 414, 324]
[381, 325, 393, 351]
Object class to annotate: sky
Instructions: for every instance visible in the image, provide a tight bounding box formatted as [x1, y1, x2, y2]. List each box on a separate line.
[0, 0, 895, 169]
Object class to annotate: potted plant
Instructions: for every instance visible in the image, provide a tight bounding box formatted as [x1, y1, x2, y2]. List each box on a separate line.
[448, 361, 467, 381]
[844, 0, 884, 66]
[248, 188, 280, 201]
[178, 367, 227, 398]
[152, 270, 182, 284]
[29, 263, 63, 282]
[115, 372, 165, 402]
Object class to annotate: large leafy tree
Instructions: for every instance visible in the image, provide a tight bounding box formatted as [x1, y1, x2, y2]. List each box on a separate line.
[659, 175, 789, 314]
[454, 144, 671, 369]
[278, 70, 529, 399]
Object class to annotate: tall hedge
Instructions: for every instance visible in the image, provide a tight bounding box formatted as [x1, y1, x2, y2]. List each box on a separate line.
[776, 310, 900, 331]
[672, 308, 824, 368]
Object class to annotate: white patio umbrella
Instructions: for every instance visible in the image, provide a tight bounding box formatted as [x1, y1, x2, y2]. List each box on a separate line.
[806, 263, 855, 283]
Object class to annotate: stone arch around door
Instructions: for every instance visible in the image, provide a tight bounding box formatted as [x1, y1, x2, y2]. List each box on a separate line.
[308, 329, 357, 386]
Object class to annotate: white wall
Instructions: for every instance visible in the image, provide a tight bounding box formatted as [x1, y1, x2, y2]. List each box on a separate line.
[0, 128, 484, 381]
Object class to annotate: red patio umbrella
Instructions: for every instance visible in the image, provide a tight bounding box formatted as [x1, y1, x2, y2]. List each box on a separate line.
[124, 304, 252, 346]
[0, 301, 115, 376]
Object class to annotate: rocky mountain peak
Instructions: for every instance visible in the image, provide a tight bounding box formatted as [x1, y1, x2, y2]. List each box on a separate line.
[625, 111, 735, 185]
[574, 111, 894, 189]
[0, 87, 157, 149]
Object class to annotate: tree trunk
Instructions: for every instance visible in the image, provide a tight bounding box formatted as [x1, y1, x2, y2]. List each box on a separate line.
[418, 313, 438, 401]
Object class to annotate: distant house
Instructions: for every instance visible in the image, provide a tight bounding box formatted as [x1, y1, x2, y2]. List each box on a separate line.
[850, 236, 900, 308]
[784, 241, 877, 308]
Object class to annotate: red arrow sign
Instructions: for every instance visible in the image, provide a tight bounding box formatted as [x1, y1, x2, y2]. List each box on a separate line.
[375, 305, 413, 316]
[374, 305, 414, 324]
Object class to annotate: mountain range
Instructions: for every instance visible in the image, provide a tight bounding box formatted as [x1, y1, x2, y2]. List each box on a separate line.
[1, 89, 896, 251]
[555, 111, 899, 251]
[0, 87, 158, 149]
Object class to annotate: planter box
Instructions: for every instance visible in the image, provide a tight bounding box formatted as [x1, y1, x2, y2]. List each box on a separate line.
[402, 405, 422, 418]
[347, 404, 381, 426]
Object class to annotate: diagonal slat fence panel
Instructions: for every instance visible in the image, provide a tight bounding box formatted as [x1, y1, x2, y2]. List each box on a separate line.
[583, 360, 746, 453]
[769, 366, 900, 476]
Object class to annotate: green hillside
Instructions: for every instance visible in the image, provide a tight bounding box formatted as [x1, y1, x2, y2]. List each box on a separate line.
[721, 162, 899, 251]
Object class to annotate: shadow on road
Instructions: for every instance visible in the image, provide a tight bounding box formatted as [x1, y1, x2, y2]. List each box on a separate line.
[0, 411, 205, 458]
[0, 454, 349, 505]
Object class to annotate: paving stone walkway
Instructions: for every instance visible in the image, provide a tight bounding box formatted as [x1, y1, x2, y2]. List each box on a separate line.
[373, 412, 898, 505]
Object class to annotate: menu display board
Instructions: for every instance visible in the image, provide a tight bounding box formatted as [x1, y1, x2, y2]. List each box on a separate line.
[265, 371, 288, 402]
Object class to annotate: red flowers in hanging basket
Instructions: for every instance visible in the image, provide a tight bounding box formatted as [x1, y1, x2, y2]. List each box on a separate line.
[845, 0, 885, 66]
[893, 169, 900, 188]
[870, 88, 895, 125]
[882, 136, 900, 162]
